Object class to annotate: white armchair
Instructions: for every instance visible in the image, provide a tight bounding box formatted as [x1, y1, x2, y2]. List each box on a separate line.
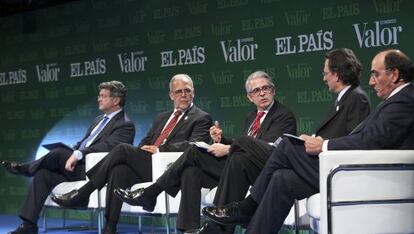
[307, 150, 414, 234]
[120, 152, 183, 233]
[43, 152, 108, 233]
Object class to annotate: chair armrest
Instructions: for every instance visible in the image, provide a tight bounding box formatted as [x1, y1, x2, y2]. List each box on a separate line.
[151, 152, 183, 180]
[318, 150, 414, 234]
[85, 152, 108, 172]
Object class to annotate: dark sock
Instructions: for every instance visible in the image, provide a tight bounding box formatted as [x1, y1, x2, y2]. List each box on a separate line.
[21, 217, 37, 227]
[238, 195, 257, 216]
[143, 183, 163, 199]
[77, 181, 96, 199]
[105, 219, 117, 229]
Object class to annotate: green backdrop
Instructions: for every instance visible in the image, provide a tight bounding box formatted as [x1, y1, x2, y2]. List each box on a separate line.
[1, 0, 413, 215]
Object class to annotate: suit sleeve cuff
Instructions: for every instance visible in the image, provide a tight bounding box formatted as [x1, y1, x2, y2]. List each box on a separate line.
[73, 150, 83, 160]
[322, 140, 329, 152]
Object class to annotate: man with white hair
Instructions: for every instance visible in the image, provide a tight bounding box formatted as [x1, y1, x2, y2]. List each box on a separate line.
[52, 74, 212, 234]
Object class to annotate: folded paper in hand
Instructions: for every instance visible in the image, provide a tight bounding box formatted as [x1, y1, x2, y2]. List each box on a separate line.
[42, 142, 73, 151]
[282, 133, 305, 145]
[191, 141, 211, 150]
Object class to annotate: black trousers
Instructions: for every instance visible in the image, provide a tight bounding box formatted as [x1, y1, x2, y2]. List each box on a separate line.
[247, 138, 319, 234]
[20, 147, 81, 223]
[86, 143, 152, 224]
[213, 136, 273, 206]
[156, 145, 227, 230]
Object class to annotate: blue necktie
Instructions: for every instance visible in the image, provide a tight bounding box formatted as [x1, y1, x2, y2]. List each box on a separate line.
[79, 116, 109, 150]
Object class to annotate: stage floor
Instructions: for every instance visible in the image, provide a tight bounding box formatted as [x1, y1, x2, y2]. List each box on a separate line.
[0, 214, 170, 233]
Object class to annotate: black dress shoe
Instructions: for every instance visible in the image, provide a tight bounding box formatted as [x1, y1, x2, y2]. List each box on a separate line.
[202, 202, 251, 227]
[8, 223, 38, 234]
[114, 187, 155, 212]
[51, 189, 89, 209]
[2, 161, 30, 177]
[184, 222, 226, 234]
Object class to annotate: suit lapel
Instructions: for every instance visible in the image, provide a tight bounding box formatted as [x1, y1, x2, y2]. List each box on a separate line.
[315, 87, 356, 133]
[90, 111, 122, 145]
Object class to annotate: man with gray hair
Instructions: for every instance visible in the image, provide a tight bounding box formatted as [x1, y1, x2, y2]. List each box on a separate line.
[3, 80, 135, 234]
[115, 71, 297, 232]
[52, 74, 213, 234]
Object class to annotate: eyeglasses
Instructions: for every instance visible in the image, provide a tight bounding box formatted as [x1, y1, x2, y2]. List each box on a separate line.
[371, 69, 391, 79]
[248, 85, 274, 96]
[172, 88, 192, 96]
[97, 94, 113, 99]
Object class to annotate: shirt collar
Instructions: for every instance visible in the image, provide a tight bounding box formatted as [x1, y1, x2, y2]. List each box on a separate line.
[337, 85, 351, 102]
[105, 108, 122, 120]
[387, 83, 410, 99]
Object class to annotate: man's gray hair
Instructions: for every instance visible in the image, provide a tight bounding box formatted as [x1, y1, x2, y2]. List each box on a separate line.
[169, 74, 194, 91]
[245, 71, 275, 93]
[99, 80, 127, 107]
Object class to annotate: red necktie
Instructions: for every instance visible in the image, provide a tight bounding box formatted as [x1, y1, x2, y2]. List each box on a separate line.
[249, 111, 265, 138]
[154, 111, 182, 146]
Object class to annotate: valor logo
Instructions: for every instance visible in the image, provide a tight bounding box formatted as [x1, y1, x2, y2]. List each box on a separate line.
[353, 19, 402, 48]
[220, 38, 258, 63]
[118, 51, 147, 73]
[36, 63, 60, 82]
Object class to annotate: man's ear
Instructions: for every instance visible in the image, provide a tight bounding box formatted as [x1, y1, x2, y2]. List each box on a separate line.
[247, 94, 253, 102]
[169, 91, 174, 100]
[391, 69, 401, 84]
[113, 96, 121, 106]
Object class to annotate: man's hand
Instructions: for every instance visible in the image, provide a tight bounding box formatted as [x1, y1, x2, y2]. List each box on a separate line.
[65, 154, 78, 172]
[300, 134, 324, 155]
[141, 145, 158, 154]
[210, 121, 223, 143]
[207, 143, 230, 157]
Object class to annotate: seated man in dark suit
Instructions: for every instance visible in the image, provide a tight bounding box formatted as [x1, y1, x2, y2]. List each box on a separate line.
[204, 49, 414, 234]
[193, 48, 371, 234]
[52, 74, 213, 234]
[2, 81, 136, 234]
[116, 70, 297, 232]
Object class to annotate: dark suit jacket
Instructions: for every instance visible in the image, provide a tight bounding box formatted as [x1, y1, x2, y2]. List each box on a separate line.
[73, 110, 136, 156]
[224, 100, 297, 148]
[28, 110, 135, 174]
[138, 105, 212, 152]
[315, 85, 371, 139]
[329, 84, 414, 150]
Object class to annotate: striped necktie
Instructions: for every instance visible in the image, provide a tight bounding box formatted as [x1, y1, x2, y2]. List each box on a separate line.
[249, 111, 265, 138]
[153, 111, 182, 146]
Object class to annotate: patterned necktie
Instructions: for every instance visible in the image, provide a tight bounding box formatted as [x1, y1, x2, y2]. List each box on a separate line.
[79, 116, 109, 150]
[249, 111, 265, 138]
[154, 110, 182, 146]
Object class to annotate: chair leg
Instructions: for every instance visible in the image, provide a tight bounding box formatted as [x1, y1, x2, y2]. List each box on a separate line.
[294, 199, 300, 234]
[62, 210, 67, 228]
[138, 215, 142, 233]
[165, 192, 171, 234]
[42, 209, 47, 233]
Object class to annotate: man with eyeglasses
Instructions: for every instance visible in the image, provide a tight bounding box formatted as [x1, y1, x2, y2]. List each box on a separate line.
[3, 81, 136, 234]
[204, 49, 414, 234]
[196, 48, 371, 234]
[50, 74, 212, 234]
[114, 70, 297, 233]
